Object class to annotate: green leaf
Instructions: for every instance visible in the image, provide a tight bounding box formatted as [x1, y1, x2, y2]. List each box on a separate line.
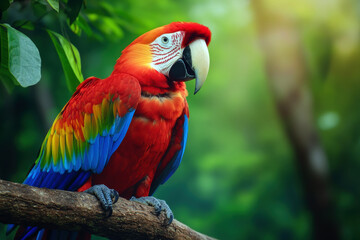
[77, 15, 93, 35]
[66, 0, 84, 24]
[87, 13, 123, 40]
[13, 20, 35, 31]
[0, 24, 41, 88]
[47, 30, 83, 92]
[69, 14, 93, 36]
[69, 21, 81, 36]
[46, 0, 59, 12]
[0, 25, 17, 91]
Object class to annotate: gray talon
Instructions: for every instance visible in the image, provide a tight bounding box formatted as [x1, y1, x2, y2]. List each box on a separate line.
[111, 189, 120, 203]
[131, 196, 174, 225]
[159, 199, 174, 225]
[85, 184, 119, 217]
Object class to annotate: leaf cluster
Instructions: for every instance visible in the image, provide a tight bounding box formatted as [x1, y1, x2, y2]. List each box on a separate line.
[0, 0, 138, 92]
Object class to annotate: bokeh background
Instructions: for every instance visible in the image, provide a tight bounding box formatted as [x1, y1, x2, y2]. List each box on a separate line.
[1, 0, 360, 239]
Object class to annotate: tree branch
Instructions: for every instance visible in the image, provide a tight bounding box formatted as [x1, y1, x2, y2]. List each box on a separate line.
[0, 179, 215, 240]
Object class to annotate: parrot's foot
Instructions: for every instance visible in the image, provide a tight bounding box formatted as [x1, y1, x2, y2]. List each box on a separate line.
[130, 196, 174, 225]
[84, 184, 119, 217]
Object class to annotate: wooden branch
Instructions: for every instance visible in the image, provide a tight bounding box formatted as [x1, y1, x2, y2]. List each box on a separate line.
[0, 179, 215, 240]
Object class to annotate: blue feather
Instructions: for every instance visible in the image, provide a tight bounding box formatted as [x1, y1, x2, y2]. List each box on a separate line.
[73, 152, 81, 171]
[109, 121, 116, 135]
[82, 149, 89, 172]
[103, 135, 111, 162]
[21, 226, 38, 240]
[149, 115, 188, 195]
[97, 136, 105, 170]
[6, 224, 15, 235]
[162, 115, 188, 183]
[84, 143, 93, 171]
[91, 136, 100, 170]
[63, 153, 70, 172]
[57, 172, 76, 189]
[36, 229, 45, 240]
[67, 172, 91, 191]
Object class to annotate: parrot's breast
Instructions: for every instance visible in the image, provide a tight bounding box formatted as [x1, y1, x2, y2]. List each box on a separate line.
[92, 90, 187, 198]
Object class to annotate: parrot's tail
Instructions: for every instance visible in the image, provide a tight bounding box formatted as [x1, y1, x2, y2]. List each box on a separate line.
[7, 225, 91, 240]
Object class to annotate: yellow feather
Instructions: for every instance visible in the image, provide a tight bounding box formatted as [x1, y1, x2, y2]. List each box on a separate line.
[45, 133, 52, 164]
[66, 132, 73, 159]
[113, 100, 117, 117]
[60, 129, 66, 160]
[52, 132, 59, 164]
[91, 114, 97, 139]
[65, 122, 72, 134]
[83, 113, 91, 140]
[50, 124, 55, 135]
[93, 104, 102, 127]
[101, 98, 109, 129]
[101, 98, 108, 115]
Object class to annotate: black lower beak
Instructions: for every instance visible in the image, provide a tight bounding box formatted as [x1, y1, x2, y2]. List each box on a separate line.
[169, 46, 195, 81]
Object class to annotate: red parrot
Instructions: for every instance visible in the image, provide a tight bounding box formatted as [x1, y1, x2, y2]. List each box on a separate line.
[8, 22, 211, 239]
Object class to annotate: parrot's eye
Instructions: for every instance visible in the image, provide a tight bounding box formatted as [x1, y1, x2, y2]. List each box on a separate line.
[161, 36, 169, 44]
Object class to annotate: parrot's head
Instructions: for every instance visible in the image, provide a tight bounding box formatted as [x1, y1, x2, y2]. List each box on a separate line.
[114, 22, 211, 94]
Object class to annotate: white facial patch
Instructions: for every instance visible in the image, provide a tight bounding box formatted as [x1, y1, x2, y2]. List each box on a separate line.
[150, 31, 185, 76]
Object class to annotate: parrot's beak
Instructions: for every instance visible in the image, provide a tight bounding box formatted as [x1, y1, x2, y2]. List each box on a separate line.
[169, 39, 210, 94]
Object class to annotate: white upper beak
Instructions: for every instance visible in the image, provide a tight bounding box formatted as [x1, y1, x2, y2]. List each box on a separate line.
[188, 39, 210, 94]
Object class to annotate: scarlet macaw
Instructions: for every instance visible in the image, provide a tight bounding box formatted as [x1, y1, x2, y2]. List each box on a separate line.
[9, 22, 211, 239]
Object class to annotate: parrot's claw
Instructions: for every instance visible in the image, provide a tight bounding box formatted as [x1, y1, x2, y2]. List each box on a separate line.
[130, 196, 174, 225]
[85, 184, 119, 217]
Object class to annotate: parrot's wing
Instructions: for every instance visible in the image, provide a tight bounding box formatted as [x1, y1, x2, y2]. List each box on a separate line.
[24, 74, 141, 191]
[8, 75, 140, 239]
[149, 113, 188, 195]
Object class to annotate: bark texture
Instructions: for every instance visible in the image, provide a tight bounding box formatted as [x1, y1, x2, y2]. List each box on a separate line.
[0, 179, 215, 240]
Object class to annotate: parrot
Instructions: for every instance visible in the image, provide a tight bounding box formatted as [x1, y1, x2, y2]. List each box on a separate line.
[7, 21, 211, 240]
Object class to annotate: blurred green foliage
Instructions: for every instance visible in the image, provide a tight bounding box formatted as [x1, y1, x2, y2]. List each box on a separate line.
[1, 0, 360, 239]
